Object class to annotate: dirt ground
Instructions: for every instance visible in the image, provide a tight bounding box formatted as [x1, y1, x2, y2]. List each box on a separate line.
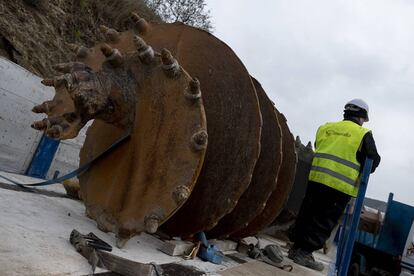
[0, 0, 159, 77]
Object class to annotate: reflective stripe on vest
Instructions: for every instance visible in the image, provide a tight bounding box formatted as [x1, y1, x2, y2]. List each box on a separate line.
[309, 121, 370, 197]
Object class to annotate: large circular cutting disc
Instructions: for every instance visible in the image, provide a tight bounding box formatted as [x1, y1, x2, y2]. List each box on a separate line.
[231, 81, 297, 239]
[207, 77, 283, 238]
[137, 23, 262, 236]
[75, 33, 207, 241]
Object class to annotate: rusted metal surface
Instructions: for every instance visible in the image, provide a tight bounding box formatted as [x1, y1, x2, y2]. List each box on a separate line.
[144, 23, 262, 237]
[231, 82, 297, 239]
[207, 77, 283, 239]
[86, 18, 262, 237]
[29, 15, 295, 241]
[31, 33, 207, 245]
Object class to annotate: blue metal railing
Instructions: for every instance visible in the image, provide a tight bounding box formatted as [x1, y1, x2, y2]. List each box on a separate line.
[335, 158, 373, 276]
[335, 204, 350, 272]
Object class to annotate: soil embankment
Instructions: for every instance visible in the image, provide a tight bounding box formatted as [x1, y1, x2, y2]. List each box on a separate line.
[0, 0, 158, 77]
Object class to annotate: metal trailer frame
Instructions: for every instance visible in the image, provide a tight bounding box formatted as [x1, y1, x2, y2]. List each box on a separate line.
[335, 163, 414, 276]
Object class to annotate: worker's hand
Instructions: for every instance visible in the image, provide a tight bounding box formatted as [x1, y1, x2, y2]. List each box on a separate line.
[31, 61, 125, 139]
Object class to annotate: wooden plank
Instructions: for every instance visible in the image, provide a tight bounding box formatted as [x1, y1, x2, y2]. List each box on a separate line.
[209, 239, 238, 252]
[96, 251, 155, 276]
[220, 260, 324, 276]
[160, 240, 195, 256]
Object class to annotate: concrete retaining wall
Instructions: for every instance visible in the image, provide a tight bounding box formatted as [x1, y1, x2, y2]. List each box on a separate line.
[0, 57, 87, 178]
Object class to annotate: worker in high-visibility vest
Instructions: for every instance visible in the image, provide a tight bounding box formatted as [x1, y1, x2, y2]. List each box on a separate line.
[288, 99, 381, 271]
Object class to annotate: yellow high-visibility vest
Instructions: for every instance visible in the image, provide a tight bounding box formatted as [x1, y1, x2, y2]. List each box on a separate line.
[308, 120, 370, 197]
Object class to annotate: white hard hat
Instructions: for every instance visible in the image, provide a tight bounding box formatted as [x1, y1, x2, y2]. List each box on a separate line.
[344, 99, 369, 122]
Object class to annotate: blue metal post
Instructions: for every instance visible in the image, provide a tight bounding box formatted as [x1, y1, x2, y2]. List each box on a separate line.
[337, 158, 373, 276]
[335, 203, 350, 271]
[26, 134, 60, 178]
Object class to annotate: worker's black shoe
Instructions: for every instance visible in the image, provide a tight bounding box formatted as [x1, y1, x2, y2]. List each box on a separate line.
[291, 249, 324, 271]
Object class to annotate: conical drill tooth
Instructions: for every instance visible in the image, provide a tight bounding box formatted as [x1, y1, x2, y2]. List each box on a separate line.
[172, 185, 191, 206]
[106, 29, 120, 43]
[189, 78, 200, 93]
[76, 46, 89, 59]
[161, 48, 173, 64]
[52, 62, 88, 73]
[190, 129, 208, 151]
[99, 25, 110, 34]
[100, 43, 114, 57]
[131, 12, 149, 34]
[67, 43, 89, 58]
[52, 63, 72, 73]
[67, 43, 79, 52]
[133, 35, 147, 49]
[100, 44, 123, 66]
[46, 125, 63, 139]
[99, 25, 120, 42]
[109, 49, 123, 66]
[32, 104, 45, 114]
[31, 119, 49, 130]
[144, 215, 160, 234]
[41, 78, 55, 87]
[140, 47, 154, 64]
[32, 100, 56, 114]
[115, 237, 129, 249]
[185, 78, 202, 101]
[295, 135, 301, 147]
[161, 48, 180, 77]
[42, 75, 75, 90]
[133, 35, 154, 64]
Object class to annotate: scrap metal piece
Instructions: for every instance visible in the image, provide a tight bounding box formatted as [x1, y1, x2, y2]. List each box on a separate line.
[231, 81, 297, 239]
[207, 77, 283, 238]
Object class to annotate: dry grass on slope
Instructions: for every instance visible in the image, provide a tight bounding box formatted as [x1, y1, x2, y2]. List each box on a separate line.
[0, 0, 160, 77]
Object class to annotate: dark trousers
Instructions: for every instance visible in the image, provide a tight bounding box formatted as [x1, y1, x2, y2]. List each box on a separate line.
[289, 181, 350, 253]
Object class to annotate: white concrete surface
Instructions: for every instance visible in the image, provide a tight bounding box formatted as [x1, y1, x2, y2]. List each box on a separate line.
[0, 57, 49, 173]
[0, 171, 332, 276]
[0, 172, 236, 276]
